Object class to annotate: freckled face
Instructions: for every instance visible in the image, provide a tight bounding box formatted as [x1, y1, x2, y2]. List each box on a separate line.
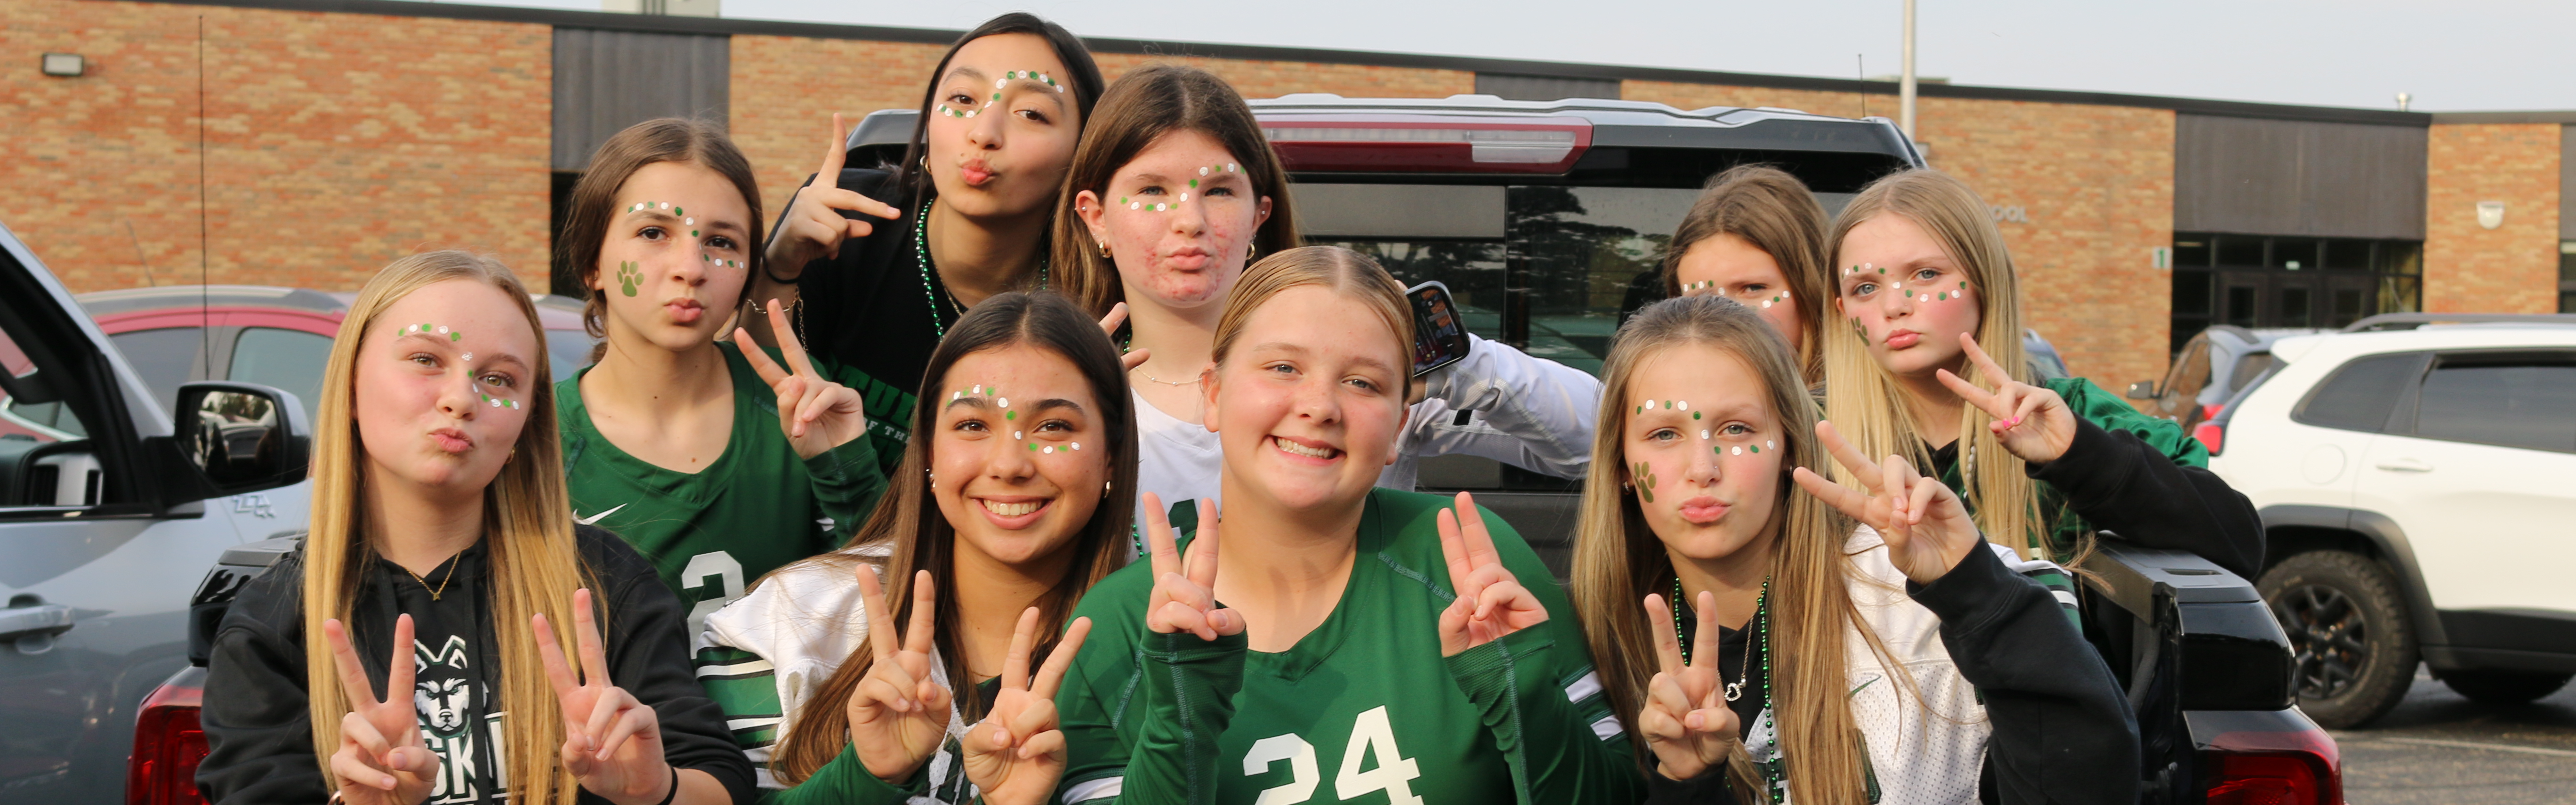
[1076, 129, 1273, 314]
[929, 346, 1109, 568]
[1620, 344, 1784, 563]
[352, 280, 543, 495]
[1204, 286, 1408, 515]
[925, 33, 1082, 220]
[1674, 233, 1805, 355]
[588, 161, 753, 354]
[1835, 213, 1981, 378]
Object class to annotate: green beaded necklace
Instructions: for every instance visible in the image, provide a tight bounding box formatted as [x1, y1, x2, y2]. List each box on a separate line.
[915, 198, 1046, 340]
[1674, 575, 1785, 797]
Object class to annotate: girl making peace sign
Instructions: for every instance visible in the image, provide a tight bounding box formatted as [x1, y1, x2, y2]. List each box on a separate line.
[196, 252, 752, 805]
[553, 118, 886, 623]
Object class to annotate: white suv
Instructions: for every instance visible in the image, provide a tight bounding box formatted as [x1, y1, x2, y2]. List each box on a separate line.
[2208, 314, 2576, 727]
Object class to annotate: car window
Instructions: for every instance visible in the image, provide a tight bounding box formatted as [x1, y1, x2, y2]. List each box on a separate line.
[2410, 355, 2576, 452]
[1513, 186, 1699, 375]
[229, 327, 334, 424]
[546, 329, 596, 383]
[2228, 352, 2277, 393]
[107, 327, 207, 415]
[0, 325, 89, 443]
[2291, 352, 2425, 433]
[2159, 336, 2212, 415]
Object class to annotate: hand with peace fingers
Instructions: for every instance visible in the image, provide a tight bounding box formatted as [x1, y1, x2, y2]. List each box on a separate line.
[959, 610, 1094, 805]
[1095, 302, 1151, 372]
[1141, 493, 1241, 641]
[1935, 332, 2077, 463]
[765, 113, 907, 272]
[532, 589, 675, 805]
[735, 303, 869, 460]
[849, 566, 955, 782]
[323, 615, 441, 805]
[1436, 491, 1549, 657]
[1790, 421, 1983, 585]
[1638, 591, 1742, 781]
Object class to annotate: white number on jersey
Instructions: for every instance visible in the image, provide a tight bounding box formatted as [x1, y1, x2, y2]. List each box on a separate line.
[681, 550, 745, 637]
[1239, 705, 1422, 804]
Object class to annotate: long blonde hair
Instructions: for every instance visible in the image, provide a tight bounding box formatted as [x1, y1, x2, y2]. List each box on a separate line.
[303, 251, 593, 805]
[1570, 295, 1894, 805]
[1822, 170, 2057, 561]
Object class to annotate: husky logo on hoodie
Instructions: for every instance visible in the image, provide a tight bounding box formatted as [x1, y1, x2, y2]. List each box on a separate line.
[413, 633, 506, 804]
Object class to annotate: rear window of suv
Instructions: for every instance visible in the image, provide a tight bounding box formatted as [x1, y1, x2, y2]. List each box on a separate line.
[2292, 352, 2426, 432]
[2410, 352, 2576, 452]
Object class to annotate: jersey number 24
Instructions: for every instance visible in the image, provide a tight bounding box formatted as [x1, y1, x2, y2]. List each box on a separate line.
[1243, 705, 1421, 805]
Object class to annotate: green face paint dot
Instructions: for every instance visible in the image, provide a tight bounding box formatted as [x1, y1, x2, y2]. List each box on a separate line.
[1027, 443, 1038, 451]
[1750, 445, 1760, 453]
[450, 331, 461, 341]
[1006, 410, 1016, 420]
[1692, 411, 1701, 420]
[1879, 266, 1888, 274]
[1189, 178, 1199, 188]
[675, 207, 683, 215]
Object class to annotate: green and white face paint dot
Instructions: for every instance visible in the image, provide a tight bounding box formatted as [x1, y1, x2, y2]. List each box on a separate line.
[400, 323, 464, 342]
[477, 392, 521, 411]
[1761, 291, 1788, 309]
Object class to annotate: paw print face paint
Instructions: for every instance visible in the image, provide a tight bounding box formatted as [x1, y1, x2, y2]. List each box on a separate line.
[616, 261, 642, 297]
[1632, 460, 1659, 503]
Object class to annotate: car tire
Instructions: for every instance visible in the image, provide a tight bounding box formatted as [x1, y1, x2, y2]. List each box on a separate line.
[2259, 550, 2416, 729]
[2436, 669, 2575, 706]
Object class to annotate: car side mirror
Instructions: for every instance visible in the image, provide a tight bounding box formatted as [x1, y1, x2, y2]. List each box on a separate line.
[175, 381, 309, 495]
[2125, 380, 2159, 400]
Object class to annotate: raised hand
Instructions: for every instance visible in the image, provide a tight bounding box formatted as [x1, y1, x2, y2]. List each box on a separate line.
[1790, 421, 1983, 584]
[1142, 493, 1240, 641]
[533, 589, 675, 805]
[323, 615, 440, 805]
[1436, 491, 1548, 656]
[848, 566, 953, 782]
[1638, 591, 1742, 781]
[960, 610, 1094, 805]
[1096, 302, 1151, 372]
[1935, 332, 2077, 463]
[735, 302, 868, 460]
[765, 113, 906, 271]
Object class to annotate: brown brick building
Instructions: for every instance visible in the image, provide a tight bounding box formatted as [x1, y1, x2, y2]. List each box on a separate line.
[9, 0, 2573, 390]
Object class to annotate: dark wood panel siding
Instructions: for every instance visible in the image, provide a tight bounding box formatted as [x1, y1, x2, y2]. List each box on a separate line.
[552, 28, 730, 170]
[2174, 114, 2427, 239]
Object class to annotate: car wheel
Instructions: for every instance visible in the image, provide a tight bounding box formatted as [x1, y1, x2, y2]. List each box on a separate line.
[2436, 669, 2575, 706]
[2258, 550, 2416, 728]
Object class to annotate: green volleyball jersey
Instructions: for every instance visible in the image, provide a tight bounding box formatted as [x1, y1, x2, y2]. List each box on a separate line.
[556, 341, 886, 628]
[1055, 488, 1642, 805]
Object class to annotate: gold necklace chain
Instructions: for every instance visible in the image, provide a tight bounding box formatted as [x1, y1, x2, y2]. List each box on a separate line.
[403, 555, 458, 601]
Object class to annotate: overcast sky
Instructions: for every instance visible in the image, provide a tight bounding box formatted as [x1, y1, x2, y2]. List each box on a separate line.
[493, 0, 2576, 112]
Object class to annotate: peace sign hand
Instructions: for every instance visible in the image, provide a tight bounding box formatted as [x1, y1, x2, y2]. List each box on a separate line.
[1437, 491, 1548, 657]
[533, 589, 675, 805]
[1935, 332, 2077, 463]
[736, 302, 868, 460]
[960, 610, 1094, 805]
[323, 615, 441, 805]
[1638, 592, 1741, 781]
[1790, 421, 1983, 584]
[766, 113, 906, 272]
[845, 566, 954, 783]
[1096, 303, 1151, 372]
[1142, 494, 1241, 641]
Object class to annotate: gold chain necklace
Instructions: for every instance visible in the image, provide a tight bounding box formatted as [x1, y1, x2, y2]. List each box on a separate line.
[403, 555, 458, 601]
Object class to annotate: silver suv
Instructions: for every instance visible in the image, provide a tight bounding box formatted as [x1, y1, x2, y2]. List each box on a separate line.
[0, 220, 311, 803]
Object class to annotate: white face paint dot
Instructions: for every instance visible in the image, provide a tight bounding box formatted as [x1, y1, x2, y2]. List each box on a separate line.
[489, 397, 501, 408]
[1762, 299, 1774, 308]
[973, 385, 983, 394]
[1766, 440, 1777, 450]
[997, 397, 1009, 408]
[1731, 446, 1743, 455]
[684, 217, 693, 225]
[1130, 201, 1141, 210]
[436, 325, 449, 335]
[1012, 431, 1022, 440]
[1226, 163, 1238, 172]
[1180, 192, 1190, 203]
[1677, 400, 1688, 411]
[1700, 430, 1711, 440]
[1070, 442, 1081, 451]
[1043, 445, 1055, 454]
[462, 352, 473, 362]
[953, 391, 963, 400]
[996, 78, 1008, 89]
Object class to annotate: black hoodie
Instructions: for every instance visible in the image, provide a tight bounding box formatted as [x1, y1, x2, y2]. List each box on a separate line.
[196, 525, 755, 805]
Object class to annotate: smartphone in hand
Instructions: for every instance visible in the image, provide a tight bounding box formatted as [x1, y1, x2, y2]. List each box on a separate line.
[1407, 281, 1472, 377]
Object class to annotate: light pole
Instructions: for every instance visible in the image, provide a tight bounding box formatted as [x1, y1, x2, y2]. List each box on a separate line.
[1900, 0, 1918, 142]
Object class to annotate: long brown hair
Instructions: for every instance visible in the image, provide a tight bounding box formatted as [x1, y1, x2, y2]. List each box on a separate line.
[303, 251, 595, 805]
[889, 13, 1106, 206]
[1661, 165, 1834, 379]
[768, 291, 1137, 784]
[1051, 64, 1303, 318]
[1821, 170, 2061, 562]
[1570, 295, 1898, 805]
[555, 117, 765, 363]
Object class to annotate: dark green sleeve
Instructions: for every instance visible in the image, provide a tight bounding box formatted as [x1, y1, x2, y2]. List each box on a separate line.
[1445, 512, 1646, 805]
[1056, 615, 1249, 805]
[803, 430, 885, 549]
[756, 743, 929, 805]
[2050, 377, 2206, 468]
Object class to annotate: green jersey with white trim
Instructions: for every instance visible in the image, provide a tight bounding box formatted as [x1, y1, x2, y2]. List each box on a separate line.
[1054, 488, 1642, 805]
[557, 341, 886, 630]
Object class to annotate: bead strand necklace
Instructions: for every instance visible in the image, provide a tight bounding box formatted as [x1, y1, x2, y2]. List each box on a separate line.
[915, 199, 1047, 340]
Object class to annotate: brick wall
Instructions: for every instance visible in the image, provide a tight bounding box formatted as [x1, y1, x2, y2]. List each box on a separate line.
[2423, 123, 2560, 313]
[0, 0, 553, 295]
[727, 35, 945, 222]
[1625, 80, 2179, 391]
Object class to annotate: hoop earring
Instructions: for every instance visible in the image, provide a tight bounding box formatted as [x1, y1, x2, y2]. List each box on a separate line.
[1246, 242, 1258, 260]
[1099, 240, 1112, 259]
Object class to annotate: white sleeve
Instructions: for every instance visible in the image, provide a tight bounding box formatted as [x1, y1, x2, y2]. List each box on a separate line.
[1401, 333, 1599, 479]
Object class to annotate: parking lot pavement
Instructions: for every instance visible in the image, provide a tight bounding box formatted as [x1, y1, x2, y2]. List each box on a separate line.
[2334, 665, 2576, 805]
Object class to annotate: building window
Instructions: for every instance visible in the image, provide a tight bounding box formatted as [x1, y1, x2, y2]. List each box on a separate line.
[2170, 233, 2422, 351]
[2560, 241, 2576, 313]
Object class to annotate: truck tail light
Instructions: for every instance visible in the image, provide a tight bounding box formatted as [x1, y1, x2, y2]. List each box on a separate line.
[128, 668, 209, 805]
[2192, 420, 2226, 455]
[2201, 725, 2340, 805]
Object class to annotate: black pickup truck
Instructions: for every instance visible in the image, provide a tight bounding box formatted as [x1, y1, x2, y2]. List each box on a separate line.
[134, 96, 2335, 805]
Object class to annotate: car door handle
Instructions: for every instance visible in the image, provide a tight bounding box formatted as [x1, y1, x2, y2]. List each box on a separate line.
[0, 604, 74, 642]
[2374, 458, 2434, 473]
